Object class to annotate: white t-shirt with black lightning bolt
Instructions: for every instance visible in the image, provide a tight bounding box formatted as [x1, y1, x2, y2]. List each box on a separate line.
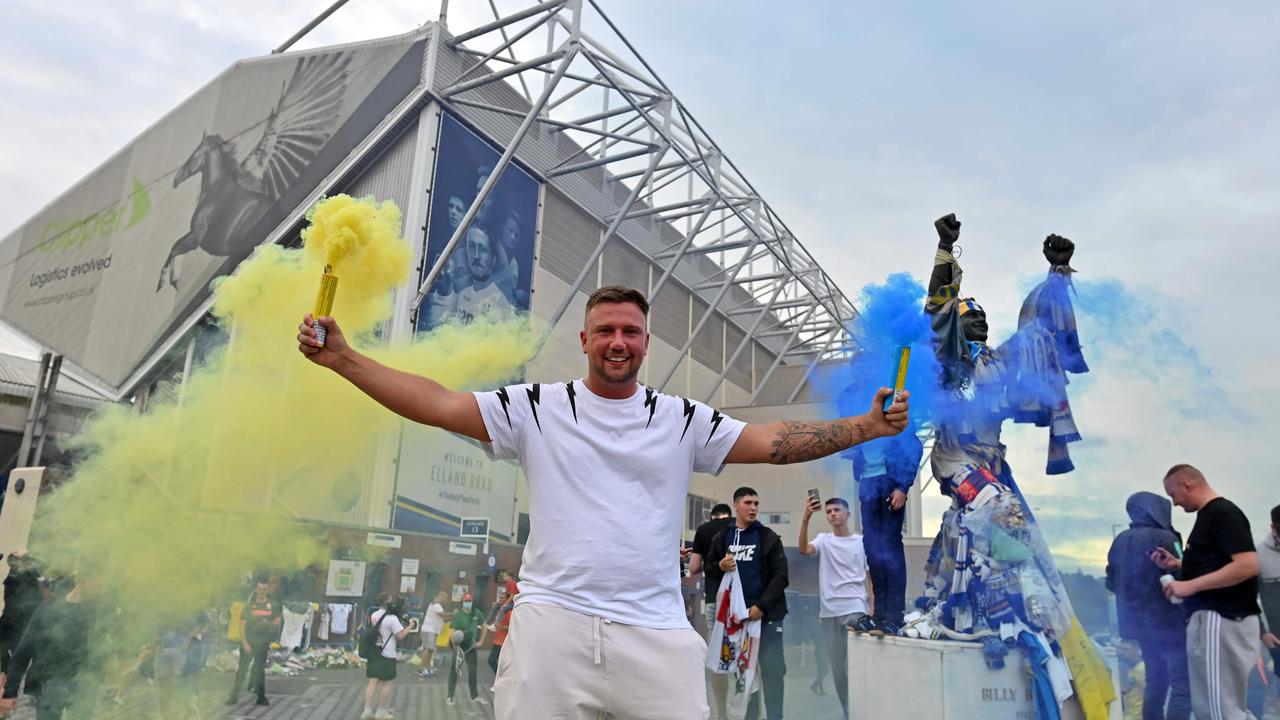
[474, 380, 746, 629]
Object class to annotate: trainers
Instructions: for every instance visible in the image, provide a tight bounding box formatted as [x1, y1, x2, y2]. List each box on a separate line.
[416, 668, 430, 679]
[446, 697, 456, 706]
[360, 709, 375, 720]
[374, 710, 394, 720]
[473, 696, 487, 706]
[852, 615, 884, 636]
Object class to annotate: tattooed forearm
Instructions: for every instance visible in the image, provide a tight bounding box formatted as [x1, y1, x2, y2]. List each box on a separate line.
[768, 418, 871, 464]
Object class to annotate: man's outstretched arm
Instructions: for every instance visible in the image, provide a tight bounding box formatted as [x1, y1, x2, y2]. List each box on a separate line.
[726, 388, 909, 465]
[297, 314, 490, 442]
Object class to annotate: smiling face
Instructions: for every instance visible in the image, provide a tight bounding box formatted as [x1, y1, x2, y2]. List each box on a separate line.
[580, 301, 649, 397]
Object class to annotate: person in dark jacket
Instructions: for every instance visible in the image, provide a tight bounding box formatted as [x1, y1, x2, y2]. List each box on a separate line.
[707, 487, 789, 720]
[0, 551, 43, 689]
[0, 574, 99, 720]
[689, 503, 734, 638]
[1106, 491, 1190, 720]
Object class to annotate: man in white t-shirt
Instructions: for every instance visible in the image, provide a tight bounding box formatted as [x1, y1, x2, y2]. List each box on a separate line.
[298, 285, 911, 720]
[799, 495, 875, 718]
[416, 591, 448, 678]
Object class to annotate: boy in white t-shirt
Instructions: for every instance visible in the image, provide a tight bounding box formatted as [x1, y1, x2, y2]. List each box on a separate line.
[799, 495, 875, 718]
[299, 286, 912, 720]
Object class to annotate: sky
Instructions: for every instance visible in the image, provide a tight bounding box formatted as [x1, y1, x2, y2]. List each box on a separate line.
[1, 0, 1277, 571]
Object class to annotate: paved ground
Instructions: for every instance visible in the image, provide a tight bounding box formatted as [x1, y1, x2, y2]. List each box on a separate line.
[4, 645, 846, 720]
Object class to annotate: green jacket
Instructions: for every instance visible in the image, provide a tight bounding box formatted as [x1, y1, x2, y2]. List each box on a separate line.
[451, 608, 485, 651]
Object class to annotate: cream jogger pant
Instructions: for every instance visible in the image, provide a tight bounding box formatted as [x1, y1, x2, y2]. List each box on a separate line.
[494, 602, 710, 720]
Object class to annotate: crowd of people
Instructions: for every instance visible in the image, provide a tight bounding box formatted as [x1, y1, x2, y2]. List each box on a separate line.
[299, 282, 912, 719]
[0, 560, 219, 720]
[1, 216, 1273, 720]
[680, 481, 907, 720]
[0, 561, 524, 719]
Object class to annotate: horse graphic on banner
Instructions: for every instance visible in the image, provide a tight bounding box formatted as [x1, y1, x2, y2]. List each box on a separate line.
[159, 51, 351, 291]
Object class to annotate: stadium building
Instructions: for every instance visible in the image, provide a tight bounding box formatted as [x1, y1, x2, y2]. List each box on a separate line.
[0, 1, 932, 598]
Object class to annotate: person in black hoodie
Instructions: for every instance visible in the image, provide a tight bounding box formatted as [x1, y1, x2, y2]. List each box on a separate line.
[707, 487, 789, 720]
[1106, 491, 1190, 720]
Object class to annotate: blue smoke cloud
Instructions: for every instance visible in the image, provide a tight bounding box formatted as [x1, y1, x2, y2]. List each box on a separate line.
[1069, 277, 1224, 420]
[814, 270, 1244, 573]
[815, 272, 944, 433]
[817, 270, 1092, 477]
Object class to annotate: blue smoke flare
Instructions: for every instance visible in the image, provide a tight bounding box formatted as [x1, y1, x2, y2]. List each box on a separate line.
[816, 272, 944, 437]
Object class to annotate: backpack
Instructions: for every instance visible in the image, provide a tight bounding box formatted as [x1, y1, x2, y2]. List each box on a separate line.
[357, 611, 391, 660]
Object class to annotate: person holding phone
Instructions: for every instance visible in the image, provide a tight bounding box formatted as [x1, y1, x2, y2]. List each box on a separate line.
[297, 285, 910, 720]
[1152, 464, 1260, 720]
[799, 493, 875, 718]
[362, 594, 418, 720]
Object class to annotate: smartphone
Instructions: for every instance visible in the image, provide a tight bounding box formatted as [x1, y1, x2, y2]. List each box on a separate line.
[884, 345, 911, 412]
[807, 488, 821, 508]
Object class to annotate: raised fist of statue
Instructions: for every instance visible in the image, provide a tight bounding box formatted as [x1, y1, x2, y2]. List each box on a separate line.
[934, 214, 962, 247]
[1043, 234, 1075, 268]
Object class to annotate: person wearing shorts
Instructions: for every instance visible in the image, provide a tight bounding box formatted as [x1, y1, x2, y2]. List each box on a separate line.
[362, 595, 417, 720]
[417, 591, 447, 678]
[299, 285, 911, 720]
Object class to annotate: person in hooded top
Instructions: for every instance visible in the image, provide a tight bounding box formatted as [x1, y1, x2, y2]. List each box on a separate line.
[706, 487, 789, 720]
[1107, 491, 1190, 720]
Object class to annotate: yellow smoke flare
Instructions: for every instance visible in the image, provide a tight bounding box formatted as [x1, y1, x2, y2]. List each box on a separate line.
[32, 195, 536, 659]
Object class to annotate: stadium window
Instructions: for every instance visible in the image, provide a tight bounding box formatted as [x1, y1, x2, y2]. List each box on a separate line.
[686, 494, 715, 530]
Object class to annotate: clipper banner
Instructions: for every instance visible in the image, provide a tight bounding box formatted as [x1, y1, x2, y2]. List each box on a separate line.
[0, 36, 425, 392]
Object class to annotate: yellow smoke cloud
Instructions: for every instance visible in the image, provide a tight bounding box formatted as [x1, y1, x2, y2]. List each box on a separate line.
[32, 195, 536, 655]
